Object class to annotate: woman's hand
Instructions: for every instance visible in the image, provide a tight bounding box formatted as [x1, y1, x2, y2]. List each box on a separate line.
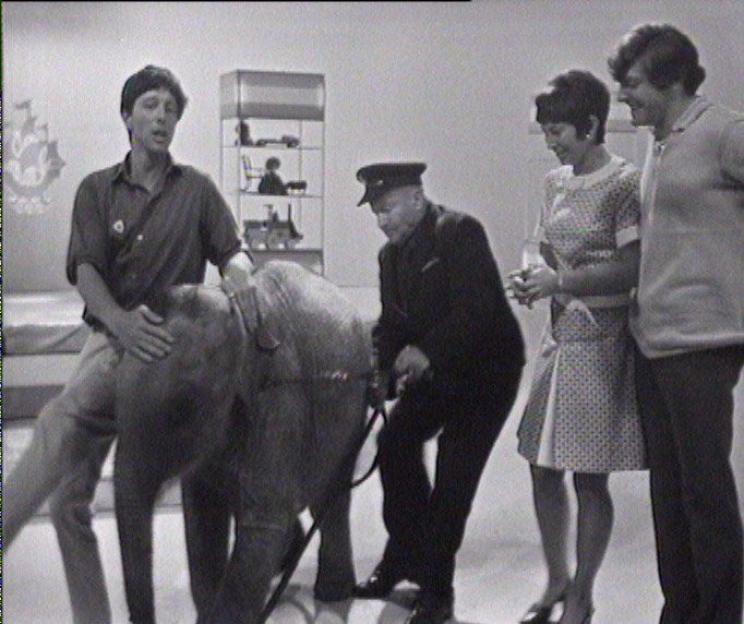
[522, 265, 561, 304]
[507, 269, 533, 307]
[508, 266, 561, 307]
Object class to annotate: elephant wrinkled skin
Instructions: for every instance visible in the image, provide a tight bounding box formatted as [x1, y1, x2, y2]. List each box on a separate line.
[113, 261, 370, 624]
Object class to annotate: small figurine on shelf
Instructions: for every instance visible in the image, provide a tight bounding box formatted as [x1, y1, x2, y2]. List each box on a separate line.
[258, 157, 288, 195]
[241, 155, 262, 192]
[235, 120, 252, 146]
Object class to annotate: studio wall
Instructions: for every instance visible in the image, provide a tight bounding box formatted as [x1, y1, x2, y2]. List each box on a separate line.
[4, 0, 743, 292]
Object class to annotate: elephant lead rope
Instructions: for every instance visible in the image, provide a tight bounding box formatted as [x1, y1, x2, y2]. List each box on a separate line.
[258, 390, 387, 624]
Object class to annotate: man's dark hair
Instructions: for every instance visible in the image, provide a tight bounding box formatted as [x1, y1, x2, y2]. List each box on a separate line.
[120, 65, 188, 119]
[608, 23, 706, 95]
[535, 70, 610, 144]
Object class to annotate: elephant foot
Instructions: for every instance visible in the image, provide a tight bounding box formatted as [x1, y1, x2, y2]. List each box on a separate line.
[313, 491, 355, 604]
[313, 578, 355, 603]
[314, 558, 356, 603]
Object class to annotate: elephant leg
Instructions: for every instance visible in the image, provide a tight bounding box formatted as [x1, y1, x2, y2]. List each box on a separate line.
[308, 383, 364, 602]
[311, 487, 356, 602]
[114, 435, 168, 624]
[206, 386, 306, 624]
[206, 515, 295, 624]
[182, 466, 231, 621]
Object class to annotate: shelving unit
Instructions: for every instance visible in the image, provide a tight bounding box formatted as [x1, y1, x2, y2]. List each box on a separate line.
[220, 70, 325, 274]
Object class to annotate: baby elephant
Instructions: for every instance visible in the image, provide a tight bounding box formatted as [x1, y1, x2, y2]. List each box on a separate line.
[113, 261, 370, 624]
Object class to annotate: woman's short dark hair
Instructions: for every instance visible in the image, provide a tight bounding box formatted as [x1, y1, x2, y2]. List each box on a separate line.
[608, 23, 706, 95]
[120, 65, 188, 119]
[535, 70, 610, 144]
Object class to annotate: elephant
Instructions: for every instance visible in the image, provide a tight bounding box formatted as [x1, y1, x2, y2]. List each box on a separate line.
[113, 260, 371, 624]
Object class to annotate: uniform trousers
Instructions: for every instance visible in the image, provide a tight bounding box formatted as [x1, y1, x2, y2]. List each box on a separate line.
[376, 364, 522, 598]
[635, 343, 744, 624]
[4, 331, 120, 624]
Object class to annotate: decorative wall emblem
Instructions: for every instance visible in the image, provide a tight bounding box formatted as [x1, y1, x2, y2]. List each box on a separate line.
[6, 99, 66, 214]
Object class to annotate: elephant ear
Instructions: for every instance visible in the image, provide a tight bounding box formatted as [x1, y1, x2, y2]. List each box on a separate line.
[238, 284, 281, 352]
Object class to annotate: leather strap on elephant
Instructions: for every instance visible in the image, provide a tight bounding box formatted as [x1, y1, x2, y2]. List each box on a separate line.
[258, 368, 374, 392]
[226, 285, 281, 352]
[259, 404, 387, 624]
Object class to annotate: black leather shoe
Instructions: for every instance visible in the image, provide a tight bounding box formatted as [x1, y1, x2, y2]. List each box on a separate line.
[405, 596, 454, 624]
[352, 563, 405, 599]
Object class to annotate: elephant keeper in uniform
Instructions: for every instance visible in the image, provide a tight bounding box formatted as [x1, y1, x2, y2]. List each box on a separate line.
[354, 162, 525, 624]
[3, 65, 254, 624]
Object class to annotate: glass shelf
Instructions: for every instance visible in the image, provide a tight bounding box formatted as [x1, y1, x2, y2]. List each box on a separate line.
[239, 191, 321, 200]
[249, 247, 323, 253]
[244, 144, 320, 151]
[221, 144, 322, 151]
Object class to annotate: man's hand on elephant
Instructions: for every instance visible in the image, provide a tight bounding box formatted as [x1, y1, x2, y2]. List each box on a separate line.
[111, 305, 174, 363]
[393, 345, 431, 394]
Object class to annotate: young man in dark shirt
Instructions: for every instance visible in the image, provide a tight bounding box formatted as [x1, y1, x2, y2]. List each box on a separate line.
[3, 65, 253, 624]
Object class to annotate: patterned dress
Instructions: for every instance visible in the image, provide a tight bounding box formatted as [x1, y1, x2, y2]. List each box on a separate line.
[517, 155, 646, 473]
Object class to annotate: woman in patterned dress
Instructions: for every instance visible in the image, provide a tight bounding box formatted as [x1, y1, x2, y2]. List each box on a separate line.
[509, 70, 646, 624]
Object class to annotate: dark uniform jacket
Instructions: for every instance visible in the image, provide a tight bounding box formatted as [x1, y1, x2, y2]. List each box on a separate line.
[373, 203, 524, 397]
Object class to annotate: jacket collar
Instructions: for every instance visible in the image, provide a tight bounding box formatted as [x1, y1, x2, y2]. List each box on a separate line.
[670, 95, 712, 135]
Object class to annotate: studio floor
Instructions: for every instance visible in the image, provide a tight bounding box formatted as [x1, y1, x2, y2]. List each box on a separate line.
[3, 409, 668, 624]
[3, 506, 663, 624]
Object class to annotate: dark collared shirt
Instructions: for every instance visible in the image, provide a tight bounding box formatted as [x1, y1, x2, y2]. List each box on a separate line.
[66, 153, 241, 326]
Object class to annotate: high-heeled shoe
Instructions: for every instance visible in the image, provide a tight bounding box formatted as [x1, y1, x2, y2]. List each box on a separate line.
[518, 592, 567, 624]
[558, 606, 594, 624]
